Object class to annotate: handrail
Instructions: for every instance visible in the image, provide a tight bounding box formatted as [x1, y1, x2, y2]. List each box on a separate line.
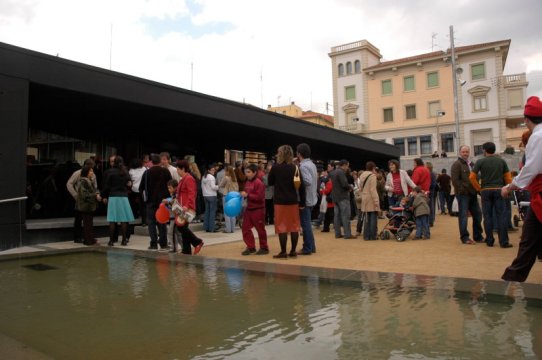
[0, 196, 28, 204]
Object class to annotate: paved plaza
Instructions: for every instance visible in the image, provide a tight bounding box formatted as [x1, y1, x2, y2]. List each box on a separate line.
[2, 212, 538, 284]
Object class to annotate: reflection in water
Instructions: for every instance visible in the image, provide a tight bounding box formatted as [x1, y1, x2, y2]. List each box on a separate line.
[1, 254, 542, 359]
[131, 257, 149, 299]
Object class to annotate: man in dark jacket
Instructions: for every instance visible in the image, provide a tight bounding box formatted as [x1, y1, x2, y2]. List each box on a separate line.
[139, 153, 172, 250]
[437, 169, 452, 215]
[451, 145, 483, 244]
[330, 159, 355, 239]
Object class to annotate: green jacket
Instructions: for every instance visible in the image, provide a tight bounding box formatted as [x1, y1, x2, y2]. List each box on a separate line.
[76, 177, 97, 213]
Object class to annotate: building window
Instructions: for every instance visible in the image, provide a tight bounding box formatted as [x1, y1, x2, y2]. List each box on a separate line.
[427, 72, 439, 88]
[338, 63, 344, 77]
[508, 89, 523, 109]
[404, 75, 415, 91]
[474, 95, 488, 111]
[382, 79, 392, 95]
[354, 60, 361, 73]
[405, 104, 417, 120]
[428, 101, 441, 117]
[383, 108, 393, 122]
[407, 136, 418, 155]
[394, 138, 405, 156]
[346, 112, 358, 125]
[441, 133, 455, 153]
[471, 63, 486, 81]
[345, 86, 356, 101]
[420, 136, 432, 155]
[346, 62, 352, 74]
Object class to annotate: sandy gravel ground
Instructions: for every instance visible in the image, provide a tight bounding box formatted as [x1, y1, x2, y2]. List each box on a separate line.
[200, 212, 541, 284]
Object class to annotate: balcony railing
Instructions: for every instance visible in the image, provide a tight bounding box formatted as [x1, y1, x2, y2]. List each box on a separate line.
[338, 123, 364, 133]
[503, 73, 527, 87]
[330, 41, 368, 54]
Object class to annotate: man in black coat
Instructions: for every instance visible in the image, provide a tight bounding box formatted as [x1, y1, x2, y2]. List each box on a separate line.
[140, 153, 172, 250]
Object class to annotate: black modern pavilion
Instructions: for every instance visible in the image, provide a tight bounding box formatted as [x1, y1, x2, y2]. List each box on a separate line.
[0, 42, 399, 250]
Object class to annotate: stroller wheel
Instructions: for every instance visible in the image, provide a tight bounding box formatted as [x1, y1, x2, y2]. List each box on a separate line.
[380, 230, 391, 240]
[396, 228, 411, 242]
[513, 215, 519, 228]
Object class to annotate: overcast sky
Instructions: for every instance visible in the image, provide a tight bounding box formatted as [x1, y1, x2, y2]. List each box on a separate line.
[1, 0, 541, 115]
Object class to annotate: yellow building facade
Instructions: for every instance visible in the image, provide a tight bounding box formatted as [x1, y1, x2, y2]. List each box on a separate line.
[330, 39, 529, 158]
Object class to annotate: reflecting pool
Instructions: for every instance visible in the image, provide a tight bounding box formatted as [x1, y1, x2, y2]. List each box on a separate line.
[1, 252, 541, 359]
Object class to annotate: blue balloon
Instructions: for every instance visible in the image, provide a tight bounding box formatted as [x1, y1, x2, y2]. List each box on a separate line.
[225, 191, 241, 203]
[224, 197, 242, 217]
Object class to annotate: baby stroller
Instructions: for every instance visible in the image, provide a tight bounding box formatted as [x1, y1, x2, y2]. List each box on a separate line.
[379, 203, 416, 242]
[512, 189, 531, 228]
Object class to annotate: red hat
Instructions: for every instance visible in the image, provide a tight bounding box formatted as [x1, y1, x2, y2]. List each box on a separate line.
[524, 96, 542, 117]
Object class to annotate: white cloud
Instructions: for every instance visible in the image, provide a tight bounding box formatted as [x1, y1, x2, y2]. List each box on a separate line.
[1, 0, 541, 112]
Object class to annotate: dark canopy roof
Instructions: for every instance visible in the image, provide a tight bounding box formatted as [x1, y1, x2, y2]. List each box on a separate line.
[0, 41, 399, 168]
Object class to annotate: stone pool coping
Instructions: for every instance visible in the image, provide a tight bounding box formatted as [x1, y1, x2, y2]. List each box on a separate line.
[1, 239, 540, 303]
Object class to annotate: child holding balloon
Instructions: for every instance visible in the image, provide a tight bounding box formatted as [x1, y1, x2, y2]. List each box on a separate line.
[218, 165, 239, 233]
[240, 164, 269, 255]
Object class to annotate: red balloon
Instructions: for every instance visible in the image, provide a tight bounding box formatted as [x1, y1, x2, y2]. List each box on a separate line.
[155, 203, 170, 224]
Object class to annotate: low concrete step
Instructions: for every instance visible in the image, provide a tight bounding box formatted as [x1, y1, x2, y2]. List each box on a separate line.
[26, 216, 141, 230]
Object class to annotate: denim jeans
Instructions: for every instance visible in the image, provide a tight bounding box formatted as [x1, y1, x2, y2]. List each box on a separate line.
[438, 191, 452, 214]
[415, 215, 430, 238]
[146, 203, 168, 247]
[223, 198, 236, 233]
[300, 206, 315, 252]
[363, 211, 378, 240]
[203, 196, 217, 232]
[428, 191, 436, 226]
[456, 194, 483, 242]
[494, 199, 514, 229]
[481, 190, 509, 246]
[333, 199, 351, 237]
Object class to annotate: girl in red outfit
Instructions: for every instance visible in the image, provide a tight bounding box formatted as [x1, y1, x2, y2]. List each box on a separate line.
[320, 175, 334, 232]
[240, 164, 269, 255]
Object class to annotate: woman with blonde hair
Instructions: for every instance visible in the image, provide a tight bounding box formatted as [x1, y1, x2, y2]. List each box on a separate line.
[268, 145, 306, 258]
[219, 165, 239, 233]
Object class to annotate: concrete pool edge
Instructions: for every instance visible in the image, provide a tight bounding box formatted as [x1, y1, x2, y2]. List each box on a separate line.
[1, 245, 540, 302]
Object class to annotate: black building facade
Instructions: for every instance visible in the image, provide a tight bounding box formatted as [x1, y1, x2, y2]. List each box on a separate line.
[0, 42, 399, 250]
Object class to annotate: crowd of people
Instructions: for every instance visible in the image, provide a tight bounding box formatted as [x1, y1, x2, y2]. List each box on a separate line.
[63, 96, 542, 282]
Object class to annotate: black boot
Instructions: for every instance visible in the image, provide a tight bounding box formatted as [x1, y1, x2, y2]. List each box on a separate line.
[120, 223, 128, 246]
[108, 223, 117, 246]
[289, 232, 299, 257]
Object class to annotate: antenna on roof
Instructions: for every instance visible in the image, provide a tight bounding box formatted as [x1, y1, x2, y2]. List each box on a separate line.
[431, 32, 438, 51]
[109, 23, 113, 70]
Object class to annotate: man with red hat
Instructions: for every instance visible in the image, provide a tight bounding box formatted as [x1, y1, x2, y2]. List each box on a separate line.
[502, 96, 542, 282]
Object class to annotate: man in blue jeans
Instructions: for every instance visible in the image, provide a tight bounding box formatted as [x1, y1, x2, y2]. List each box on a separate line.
[451, 145, 483, 244]
[469, 142, 513, 248]
[296, 143, 318, 254]
[330, 159, 355, 239]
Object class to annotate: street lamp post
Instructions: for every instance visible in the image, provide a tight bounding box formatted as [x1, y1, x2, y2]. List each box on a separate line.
[450, 25, 461, 154]
[436, 111, 446, 154]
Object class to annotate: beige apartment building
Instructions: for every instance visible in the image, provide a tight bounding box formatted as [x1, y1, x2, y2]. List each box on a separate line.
[329, 39, 528, 158]
[267, 102, 334, 127]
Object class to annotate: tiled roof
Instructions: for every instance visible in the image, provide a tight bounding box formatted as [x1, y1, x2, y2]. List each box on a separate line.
[364, 39, 510, 72]
[299, 111, 334, 124]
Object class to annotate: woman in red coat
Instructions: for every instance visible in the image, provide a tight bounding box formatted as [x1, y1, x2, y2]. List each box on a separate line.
[411, 158, 431, 192]
[175, 160, 204, 255]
